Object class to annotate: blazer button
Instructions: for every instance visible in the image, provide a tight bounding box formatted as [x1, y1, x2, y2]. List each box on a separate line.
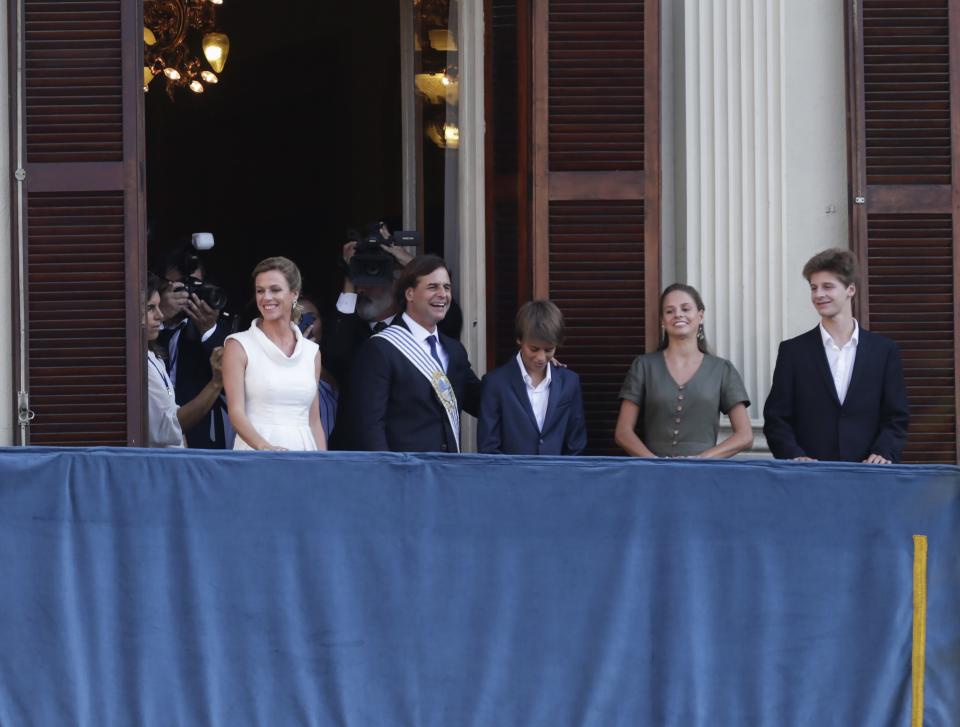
[440, 443, 448, 451]
[539, 438, 544, 444]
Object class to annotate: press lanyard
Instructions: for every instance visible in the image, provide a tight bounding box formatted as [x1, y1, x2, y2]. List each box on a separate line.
[148, 355, 173, 394]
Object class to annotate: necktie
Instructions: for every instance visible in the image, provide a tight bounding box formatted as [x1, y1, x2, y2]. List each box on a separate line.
[372, 321, 388, 333]
[425, 335, 444, 371]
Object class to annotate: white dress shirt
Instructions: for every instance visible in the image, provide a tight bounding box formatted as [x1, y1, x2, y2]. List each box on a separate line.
[335, 292, 395, 331]
[146, 350, 184, 448]
[819, 319, 859, 404]
[336, 291, 358, 314]
[517, 352, 552, 431]
[402, 313, 449, 372]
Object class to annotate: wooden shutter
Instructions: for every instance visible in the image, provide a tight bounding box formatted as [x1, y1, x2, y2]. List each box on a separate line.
[11, 0, 145, 445]
[846, 0, 960, 463]
[535, 0, 659, 455]
[485, 0, 533, 367]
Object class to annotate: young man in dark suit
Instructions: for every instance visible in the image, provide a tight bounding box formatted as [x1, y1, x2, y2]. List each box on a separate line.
[763, 249, 909, 463]
[348, 255, 481, 453]
[477, 300, 587, 455]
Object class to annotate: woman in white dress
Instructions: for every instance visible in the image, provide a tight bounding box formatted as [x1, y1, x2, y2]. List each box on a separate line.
[222, 257, 327, 451]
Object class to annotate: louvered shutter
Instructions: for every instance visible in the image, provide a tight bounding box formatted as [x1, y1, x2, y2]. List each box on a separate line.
[535, 0, 660, 454]
[846, 0, 959, 462]
[13, 0, 145, 445]
[485, 0, 532, 367]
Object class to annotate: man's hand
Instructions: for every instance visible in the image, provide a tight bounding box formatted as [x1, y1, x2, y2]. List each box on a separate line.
[381, 243, 413, 266]
[302, 320, 320, 343]
[208, 346, 224, 387]
[791, 456, 817, 462]
[863, 453, 891, 464]
[342, 241, 358, 294]
[159, 282, 189, 321]
[342, 240, 358, 265]
[185, 293, 219, 333]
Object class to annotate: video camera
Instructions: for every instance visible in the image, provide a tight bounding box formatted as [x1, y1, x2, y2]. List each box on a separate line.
[347, 223, 420, 286]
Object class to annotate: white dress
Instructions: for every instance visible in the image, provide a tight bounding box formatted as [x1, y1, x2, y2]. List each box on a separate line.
[226, 320, 320, 451]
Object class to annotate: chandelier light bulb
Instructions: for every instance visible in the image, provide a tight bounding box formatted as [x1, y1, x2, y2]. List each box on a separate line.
[444, 123, 460, 146]
[163, 67, 181, 80]
[441, 75, 451, 86]
[210, 0, 223, 4]
[200, 70, 218, 84]
[202, 33, 230, 73]
[143, 26, 157, 46]
[189, 80, 204, 93]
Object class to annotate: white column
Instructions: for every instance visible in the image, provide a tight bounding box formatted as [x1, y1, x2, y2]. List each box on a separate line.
[456, 0, 486, 450]
[677, 0, 848, 435]
[0, 9, 13, 446]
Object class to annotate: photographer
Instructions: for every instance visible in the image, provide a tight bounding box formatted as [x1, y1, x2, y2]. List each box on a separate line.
[323, 224, 413, 449]
[158, 242, 233, 449]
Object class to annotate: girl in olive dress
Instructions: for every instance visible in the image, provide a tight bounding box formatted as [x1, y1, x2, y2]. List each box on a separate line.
[614, 284, 753, 458]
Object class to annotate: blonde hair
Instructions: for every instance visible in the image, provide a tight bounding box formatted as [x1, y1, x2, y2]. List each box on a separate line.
[252, 256, 303, 322]
[515, 300, 565, 345]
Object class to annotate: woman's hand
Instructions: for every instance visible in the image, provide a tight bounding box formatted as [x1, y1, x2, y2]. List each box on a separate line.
[258, 444, 289, 451]
[614, 400, 657, 457]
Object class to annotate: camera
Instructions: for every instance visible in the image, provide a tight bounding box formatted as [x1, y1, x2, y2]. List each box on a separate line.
[165, 236, 228, 311]
[180, 276, 228, 311]
[347, 223, 420, 286]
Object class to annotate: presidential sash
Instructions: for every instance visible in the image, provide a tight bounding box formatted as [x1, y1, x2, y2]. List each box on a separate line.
[375, 325, 461, 452]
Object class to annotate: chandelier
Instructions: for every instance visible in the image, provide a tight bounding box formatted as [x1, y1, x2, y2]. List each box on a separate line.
[144, 0, 231, 98]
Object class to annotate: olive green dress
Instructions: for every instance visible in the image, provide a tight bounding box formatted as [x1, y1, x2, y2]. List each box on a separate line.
[618, 351, 750, 457]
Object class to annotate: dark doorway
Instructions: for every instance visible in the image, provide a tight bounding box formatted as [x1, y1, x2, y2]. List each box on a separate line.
[145, 0, 403, 316]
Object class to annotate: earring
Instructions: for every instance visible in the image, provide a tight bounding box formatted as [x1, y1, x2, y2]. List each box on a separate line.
[697, 323, 705, 341]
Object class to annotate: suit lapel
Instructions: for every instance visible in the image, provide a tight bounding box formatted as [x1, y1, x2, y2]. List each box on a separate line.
[805, 326, 841, 407]
[541, 368, 564, 432]
[509, 360, 541, 432]
[843, 327, 870, 407]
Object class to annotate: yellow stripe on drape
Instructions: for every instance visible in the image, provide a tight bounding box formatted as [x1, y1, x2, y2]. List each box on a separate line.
[911, 534, 928, 727]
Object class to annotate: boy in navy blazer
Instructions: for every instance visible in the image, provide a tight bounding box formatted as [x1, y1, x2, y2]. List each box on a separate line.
[478, 300, 587, 455]
[763, 249, 909, 463]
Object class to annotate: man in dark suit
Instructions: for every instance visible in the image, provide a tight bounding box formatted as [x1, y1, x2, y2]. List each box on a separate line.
[763, 249, 909, 463]
[348, 255, 481, 452]
[158, 249, 231, 449]
[322, 241, 404, 449]
[478, 300, 587, 455]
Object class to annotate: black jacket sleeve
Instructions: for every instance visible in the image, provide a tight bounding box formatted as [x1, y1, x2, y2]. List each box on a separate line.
[349, 339, 392, 452]
[868, 340, 910, 462]
[762, 341, 807, 459]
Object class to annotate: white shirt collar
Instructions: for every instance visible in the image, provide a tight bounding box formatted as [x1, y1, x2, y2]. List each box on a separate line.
[402, 312, 437, 343]
[516, 351, 552, 390]
[819, 319, 859, 349]
[369, 314, 396, 331]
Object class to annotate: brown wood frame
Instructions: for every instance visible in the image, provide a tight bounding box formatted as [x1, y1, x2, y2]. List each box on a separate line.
[642, 0, 661, 351]
[951, 0, 960, 461]
[530, 0, 549, 298]
[123, 0, 148, 445]
[7, 0, 24, 442]
[844, 0, 869, 322]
